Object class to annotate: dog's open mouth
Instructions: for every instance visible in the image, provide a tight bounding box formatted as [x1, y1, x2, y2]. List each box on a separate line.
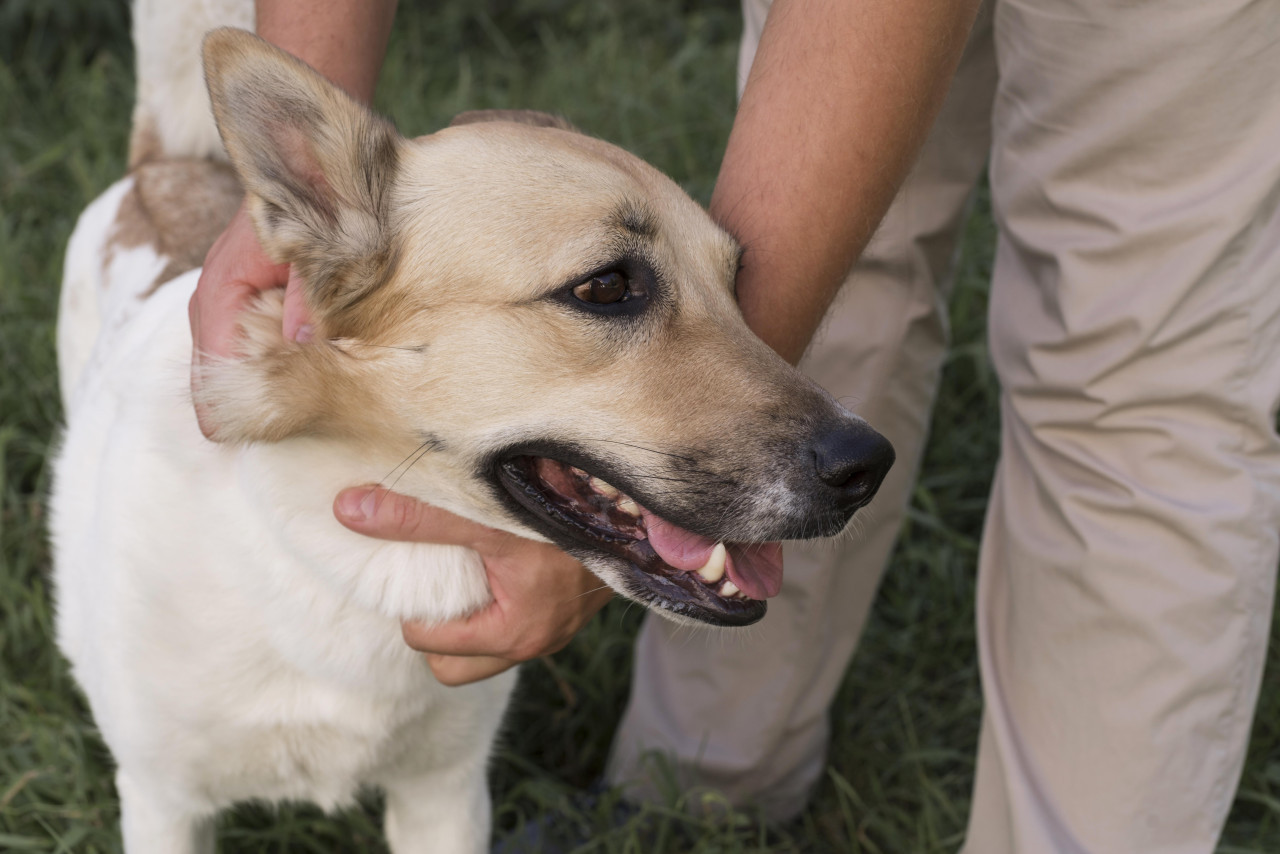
[498, 455, 781, 626]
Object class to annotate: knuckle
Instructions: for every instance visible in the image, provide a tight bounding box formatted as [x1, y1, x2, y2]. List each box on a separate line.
[389, 493, 418, 532]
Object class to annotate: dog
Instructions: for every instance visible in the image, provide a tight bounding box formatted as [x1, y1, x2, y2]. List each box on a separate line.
[50, 3, 894, 851]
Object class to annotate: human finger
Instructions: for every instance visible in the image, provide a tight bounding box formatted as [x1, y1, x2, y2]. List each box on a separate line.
[334, 486, 502, 549]
[282, 267, 314, 342]
[425, 654, 517, 687]
[191, 205, 290, 438]
[400, 561, 612, 661]
[192, 205, 289, 361]
[400, 599, 516, 660]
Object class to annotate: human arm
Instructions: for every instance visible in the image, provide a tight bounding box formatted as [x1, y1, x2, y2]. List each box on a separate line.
[254, 0, 398, 105]
[371, 0, 980, 686]
[191, 0, 398, 437]
[713, 0, 980, 364]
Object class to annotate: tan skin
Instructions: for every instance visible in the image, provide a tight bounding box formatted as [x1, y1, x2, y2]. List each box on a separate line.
[196, 0, 979, 686]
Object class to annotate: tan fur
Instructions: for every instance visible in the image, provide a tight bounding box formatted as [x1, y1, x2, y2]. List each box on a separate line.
[201, 289, 403, 442]
[449, 109, 578, 132]
[52, 19, 894, 854]
[188, 28, 864, 546]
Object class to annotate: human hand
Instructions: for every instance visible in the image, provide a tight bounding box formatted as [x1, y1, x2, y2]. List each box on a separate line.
[334, 486, 615, 686]
[190, 203, 312, 438]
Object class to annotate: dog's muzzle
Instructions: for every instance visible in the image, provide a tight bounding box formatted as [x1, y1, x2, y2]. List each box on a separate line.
[491, 419, 894, 628]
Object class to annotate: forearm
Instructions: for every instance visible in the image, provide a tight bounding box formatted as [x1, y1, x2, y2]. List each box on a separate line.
[712, 0, 980, 364]
[256, 0, 398, 103]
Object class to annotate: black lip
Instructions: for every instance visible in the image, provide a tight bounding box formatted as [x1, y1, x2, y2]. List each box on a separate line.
[495, 454, 766, 627]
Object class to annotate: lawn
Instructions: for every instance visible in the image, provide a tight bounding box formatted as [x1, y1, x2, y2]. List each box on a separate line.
[2, 1, 1279, 851]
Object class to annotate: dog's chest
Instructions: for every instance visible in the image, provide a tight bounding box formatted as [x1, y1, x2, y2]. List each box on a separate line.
[185, 665, 513, 810]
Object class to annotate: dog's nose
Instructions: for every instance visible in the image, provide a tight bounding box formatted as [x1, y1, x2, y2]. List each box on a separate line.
[811, 422, 895, 510]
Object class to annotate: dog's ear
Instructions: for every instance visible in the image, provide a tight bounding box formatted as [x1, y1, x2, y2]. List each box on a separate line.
[202, 28, 400, 326]
[449, 109, 580, 133]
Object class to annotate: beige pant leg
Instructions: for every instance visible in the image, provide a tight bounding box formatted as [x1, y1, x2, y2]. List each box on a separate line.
[605, 1, 996, 820]
[963, 2, 1280, 852]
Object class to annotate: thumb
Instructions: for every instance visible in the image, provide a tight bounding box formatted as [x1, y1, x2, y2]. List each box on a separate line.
[334, 486, 500, 548]
[282, 268, 314, 342]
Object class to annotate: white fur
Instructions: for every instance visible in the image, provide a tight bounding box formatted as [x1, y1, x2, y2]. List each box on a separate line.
[52, 3, 514, 850]
[52, 262, 512, 852]
[131, 0, 251, 163]
[56, 176, 170, 414]
[52, 2, 871, 848]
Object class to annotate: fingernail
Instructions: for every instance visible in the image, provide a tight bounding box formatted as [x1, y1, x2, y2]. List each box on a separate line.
[338, 488, 377, 522]
[294, 324, 314, 343]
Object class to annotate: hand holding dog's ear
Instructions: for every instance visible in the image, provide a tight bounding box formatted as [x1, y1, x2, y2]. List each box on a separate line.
[190, 203, 312, 439]
[204, 29, 401, 331]
[192, 14, 396, 440]
[334, 487, 615, 686]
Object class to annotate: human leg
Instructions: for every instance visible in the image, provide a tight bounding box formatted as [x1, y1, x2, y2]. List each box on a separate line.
[605, 0, 997, 820]
[963, 1, 1280, 850]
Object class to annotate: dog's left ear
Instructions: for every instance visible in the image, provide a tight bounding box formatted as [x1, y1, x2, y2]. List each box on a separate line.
[203, 28, 400, 326]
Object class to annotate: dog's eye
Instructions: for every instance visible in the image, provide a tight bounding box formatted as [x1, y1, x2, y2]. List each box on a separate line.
[573, 272, 629, 305]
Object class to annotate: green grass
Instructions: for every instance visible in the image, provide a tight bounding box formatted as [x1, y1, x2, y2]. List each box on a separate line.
[3, 1, 1279, 851]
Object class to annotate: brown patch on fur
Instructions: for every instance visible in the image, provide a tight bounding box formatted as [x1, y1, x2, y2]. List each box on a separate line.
[449, 110, 579, 132]
[127, 112, 165, 169]
[108, 159, 243, 294]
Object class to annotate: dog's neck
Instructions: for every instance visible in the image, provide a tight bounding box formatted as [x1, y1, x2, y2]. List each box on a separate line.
[230, 439, 495, 626]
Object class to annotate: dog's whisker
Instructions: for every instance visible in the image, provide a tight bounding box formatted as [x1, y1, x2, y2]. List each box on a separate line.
[567, 583, 612, 603]
[376, 438, 437, 511]
[576, 437, 699, 463]
[378, 439, 433, 488]
[355, 343, 425, 353]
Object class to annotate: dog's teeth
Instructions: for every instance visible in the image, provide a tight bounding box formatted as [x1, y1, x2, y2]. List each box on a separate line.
[721, 580, 741, 598]
[696, 543, 726, 584]
[616, 497, 640, 517]
[569, 466, 588, 480]
[590, 476, 620, 498]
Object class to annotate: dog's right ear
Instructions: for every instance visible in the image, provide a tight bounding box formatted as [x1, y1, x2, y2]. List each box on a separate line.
[202, 28, 400, 331]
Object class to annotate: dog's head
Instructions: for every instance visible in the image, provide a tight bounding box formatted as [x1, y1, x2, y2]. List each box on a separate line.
[199, 29, 893, 627]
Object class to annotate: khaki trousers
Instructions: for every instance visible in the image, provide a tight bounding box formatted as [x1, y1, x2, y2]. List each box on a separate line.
[607, 1, 1280, 851]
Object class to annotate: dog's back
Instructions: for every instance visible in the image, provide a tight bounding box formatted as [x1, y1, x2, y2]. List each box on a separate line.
[58, 0, 248, 411]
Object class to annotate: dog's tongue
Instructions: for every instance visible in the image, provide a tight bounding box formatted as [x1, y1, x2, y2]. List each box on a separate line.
[641, 510, 783, 600]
